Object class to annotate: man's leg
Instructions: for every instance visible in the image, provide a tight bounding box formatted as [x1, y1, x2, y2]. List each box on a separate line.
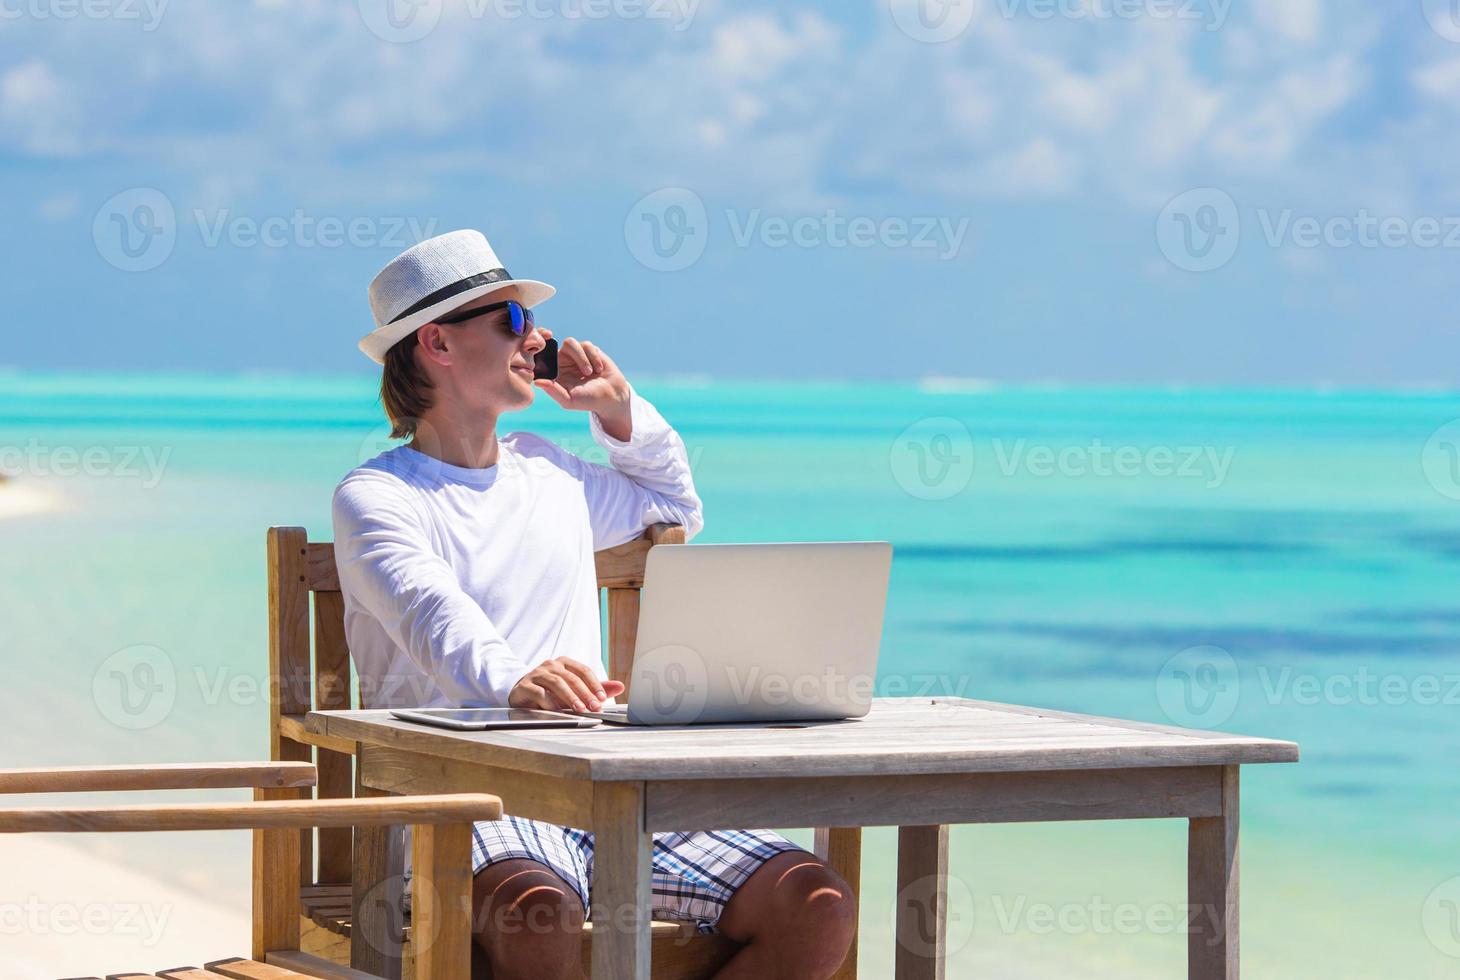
[712, 851, 858, 980]
[472, 858, 585, 980]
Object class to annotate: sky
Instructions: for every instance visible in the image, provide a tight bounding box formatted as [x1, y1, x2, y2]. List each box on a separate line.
[0, 0, 1457, 384]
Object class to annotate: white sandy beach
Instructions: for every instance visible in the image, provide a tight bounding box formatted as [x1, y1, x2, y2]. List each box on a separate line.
[0, 836, 250, 977]
[0, 479, 65, 521]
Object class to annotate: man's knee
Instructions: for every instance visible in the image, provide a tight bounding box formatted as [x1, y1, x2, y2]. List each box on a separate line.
[720, 852, 858, 971]
[472, 859, 584, 979]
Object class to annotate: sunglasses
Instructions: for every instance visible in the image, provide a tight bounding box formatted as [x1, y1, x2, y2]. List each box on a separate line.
[435, 299, 535, 333]
[435, 299, 558, 380]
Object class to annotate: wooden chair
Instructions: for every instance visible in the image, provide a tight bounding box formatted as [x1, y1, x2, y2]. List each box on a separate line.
[0, 761, 500, 980]
[268, 523, 863, 979]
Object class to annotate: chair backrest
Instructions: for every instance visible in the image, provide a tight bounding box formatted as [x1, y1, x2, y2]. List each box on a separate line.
[266, 522, 685, 885]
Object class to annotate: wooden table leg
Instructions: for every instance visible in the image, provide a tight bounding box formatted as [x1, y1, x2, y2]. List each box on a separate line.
[1188, 765, 1239, 979]
[895, 824, 949, 980]
[352, 781, 405, 979]
[591, 781, 651, 980]
[816, 827, 862, 980]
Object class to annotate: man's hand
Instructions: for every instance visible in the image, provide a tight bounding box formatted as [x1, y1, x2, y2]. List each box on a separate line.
[533, 331, 633, 441]
[509, 656, 627, 713]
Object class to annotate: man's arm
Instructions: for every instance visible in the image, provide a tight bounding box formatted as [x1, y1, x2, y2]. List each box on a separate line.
[579, 382, 705, 551]
[332, 473, 534, 707]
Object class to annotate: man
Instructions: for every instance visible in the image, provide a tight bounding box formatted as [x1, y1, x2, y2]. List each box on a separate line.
[333, 230, 856, 978]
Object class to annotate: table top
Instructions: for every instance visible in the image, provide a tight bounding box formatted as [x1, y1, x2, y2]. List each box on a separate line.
[306, 697, 1299, 782]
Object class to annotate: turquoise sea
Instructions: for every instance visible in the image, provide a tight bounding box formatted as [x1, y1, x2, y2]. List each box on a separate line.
[2, 372, 1458, 977]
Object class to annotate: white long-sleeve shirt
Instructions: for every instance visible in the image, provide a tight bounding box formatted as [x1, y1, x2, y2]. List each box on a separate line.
[331, 384, 703, 709]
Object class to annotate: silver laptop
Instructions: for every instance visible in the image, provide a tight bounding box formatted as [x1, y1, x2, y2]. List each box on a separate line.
[584, 541, 893, 726]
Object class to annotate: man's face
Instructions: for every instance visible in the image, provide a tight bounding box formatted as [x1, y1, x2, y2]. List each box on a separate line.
[425, 295, 550, 413]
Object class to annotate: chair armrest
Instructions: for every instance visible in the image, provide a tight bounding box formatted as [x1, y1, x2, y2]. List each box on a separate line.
[0, 792, 502, 834]
[647, 522, 685, 545]
[0, 761, 318, 795]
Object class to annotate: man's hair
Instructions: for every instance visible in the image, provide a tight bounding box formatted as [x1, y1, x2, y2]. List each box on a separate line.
[381, 330, 433, 439]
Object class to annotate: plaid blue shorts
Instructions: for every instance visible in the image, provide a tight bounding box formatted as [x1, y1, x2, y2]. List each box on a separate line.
[470, 815, 806, 933]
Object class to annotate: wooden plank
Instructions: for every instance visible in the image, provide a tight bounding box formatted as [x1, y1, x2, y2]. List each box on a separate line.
[594, 535, 655, 589]
[306, 543, 341, 592]
[895, 825, 948, 980]
[105, 974, 164, 979]
[0, 762, 316, 794]
[590, 782, 651, 980]
[280, 714, 357, 756]
[358, 744, 593, 828]
[816, 828, 862, 980]
[411, 822, 473, 980]
[307, 701, 1297, 783]
[0, 793, 501, 834]
[606, 588, 641, 693]
[254, 786, 307, 960]
[269, 527, 316, 889]
[204, 959, 314, 979]
[155, 966, 234, 978]
[314, 589, 354, 884]
[647, 766, 1222, 830]
[264, 951, 379, 980]
[1189, 765, 1239, 980]
[351, 781, 403, 980]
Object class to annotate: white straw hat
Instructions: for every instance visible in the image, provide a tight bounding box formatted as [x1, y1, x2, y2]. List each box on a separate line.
[360, 229, 555, 364]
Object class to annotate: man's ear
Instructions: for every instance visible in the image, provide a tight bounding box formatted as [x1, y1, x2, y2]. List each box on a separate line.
[416, 322, 451, 367]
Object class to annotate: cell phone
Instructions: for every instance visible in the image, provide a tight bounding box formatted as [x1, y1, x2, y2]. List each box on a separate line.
[534, 337, 559, 380]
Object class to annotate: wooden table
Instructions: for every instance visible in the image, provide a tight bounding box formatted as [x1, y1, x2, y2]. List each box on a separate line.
[306, 697, 1297, 979]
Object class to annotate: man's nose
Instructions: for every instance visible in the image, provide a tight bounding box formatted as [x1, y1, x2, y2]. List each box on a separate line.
[524, 324, 549, 353]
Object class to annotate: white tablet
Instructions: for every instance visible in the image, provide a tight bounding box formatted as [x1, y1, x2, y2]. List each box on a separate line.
[389, 708, 600, 731]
